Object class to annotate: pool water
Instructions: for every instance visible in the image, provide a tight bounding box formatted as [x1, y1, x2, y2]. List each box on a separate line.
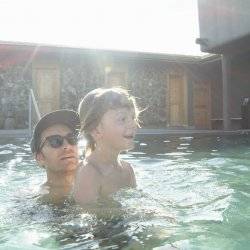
[0, 135, 250, 250]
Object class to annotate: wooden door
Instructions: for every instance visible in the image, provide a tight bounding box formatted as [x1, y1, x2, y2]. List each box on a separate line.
[106, 72, 126, 87]
[193, 80, 211, 129]
[33, 62, 60, 115]
[168, 74, 187, 126]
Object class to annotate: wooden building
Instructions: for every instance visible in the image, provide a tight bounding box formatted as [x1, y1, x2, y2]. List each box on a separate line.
[0, 41, 220, 130]
[197, 0, 250, 130]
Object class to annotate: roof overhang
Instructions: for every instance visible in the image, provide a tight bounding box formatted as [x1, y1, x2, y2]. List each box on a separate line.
[0, 40, 220, 70]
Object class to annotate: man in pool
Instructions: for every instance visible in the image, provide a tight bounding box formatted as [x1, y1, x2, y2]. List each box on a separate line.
[30, 109, 80, 204]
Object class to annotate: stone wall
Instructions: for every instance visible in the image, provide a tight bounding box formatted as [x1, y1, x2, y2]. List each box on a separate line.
[127, 60, 167, 127]
[0, 65, 32, 129]
[0, 56, 172, 129]
[60, 57, 168, 127]
[60, 55, 105, 110]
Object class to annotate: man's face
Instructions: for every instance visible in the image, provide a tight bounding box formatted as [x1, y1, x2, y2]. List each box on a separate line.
[35, 124, 79, 173]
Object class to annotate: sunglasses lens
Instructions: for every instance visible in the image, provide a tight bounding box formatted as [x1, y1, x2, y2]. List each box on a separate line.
[40, 133, 78, 150]
[47, 135, 64, 148]
[66, 134, 78, 145]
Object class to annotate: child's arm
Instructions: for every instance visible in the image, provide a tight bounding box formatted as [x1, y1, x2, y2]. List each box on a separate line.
[128, 164, 137, 188]
[122, 161, 137, 188]
[73, 163, 100, 206]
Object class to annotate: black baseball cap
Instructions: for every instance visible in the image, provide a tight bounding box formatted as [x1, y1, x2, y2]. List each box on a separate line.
[30, 109, 80, 153]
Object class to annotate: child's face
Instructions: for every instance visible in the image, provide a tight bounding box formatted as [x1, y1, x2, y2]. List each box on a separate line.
[95, 107, 137, 151]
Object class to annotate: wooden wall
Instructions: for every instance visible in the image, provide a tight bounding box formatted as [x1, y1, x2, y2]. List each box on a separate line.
[32, 55, 60, 115]
[30, 52, 218, 129]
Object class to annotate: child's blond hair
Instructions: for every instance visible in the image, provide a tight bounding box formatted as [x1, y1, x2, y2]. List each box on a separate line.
[78, 87, 140, 155]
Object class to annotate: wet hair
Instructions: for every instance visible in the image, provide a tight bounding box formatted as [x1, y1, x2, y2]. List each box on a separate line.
[78, 87, 140, 155]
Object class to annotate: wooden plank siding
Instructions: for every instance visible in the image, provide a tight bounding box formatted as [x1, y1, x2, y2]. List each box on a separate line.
[106, 71, 127, 87]
[32, 59, 60, 115]
[167, 72, 188, 127]
[193, 80, 211, 129]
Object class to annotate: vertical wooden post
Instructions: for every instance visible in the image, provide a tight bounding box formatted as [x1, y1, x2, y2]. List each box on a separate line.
[222, 54, 231, 130]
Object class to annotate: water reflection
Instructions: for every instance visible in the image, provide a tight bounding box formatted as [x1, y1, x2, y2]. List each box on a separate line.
[0, 135, 250, 249]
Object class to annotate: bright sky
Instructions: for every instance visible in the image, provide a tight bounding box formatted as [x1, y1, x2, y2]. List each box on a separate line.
[0, 0, 204, 56]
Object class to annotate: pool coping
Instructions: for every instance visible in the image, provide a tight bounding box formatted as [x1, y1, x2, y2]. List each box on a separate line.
[1, 128, 250, 139]
[136, 128, 250, 139]
[0, 129, 29, 138]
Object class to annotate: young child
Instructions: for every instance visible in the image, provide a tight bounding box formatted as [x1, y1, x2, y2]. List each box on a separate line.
[73, 87, 139, 206]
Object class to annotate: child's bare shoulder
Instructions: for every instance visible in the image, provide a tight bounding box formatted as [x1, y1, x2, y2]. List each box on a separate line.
[120, 160, 133, 170]
[120, 160, 136, 187]
[120, 160, 135, 176]
[78, 160, 100, 178]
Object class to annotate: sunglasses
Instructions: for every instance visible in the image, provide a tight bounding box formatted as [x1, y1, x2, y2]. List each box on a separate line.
[39, 133, 78, 151]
